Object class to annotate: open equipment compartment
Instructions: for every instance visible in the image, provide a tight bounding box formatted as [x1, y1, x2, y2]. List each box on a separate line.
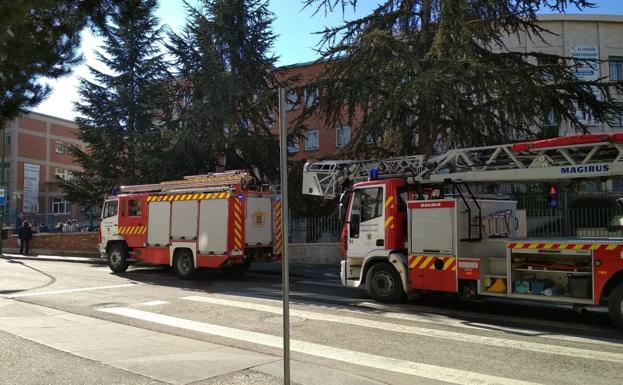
[507, 242, 593, 304]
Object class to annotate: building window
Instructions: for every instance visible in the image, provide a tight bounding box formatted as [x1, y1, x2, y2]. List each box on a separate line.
[610, 56, 623, 81]
[55, 141, 65, 154]
[2, 162, 9, 183]
[336, 125, 350, 148]
[4, 135, 10, 146]
[304, 88, 319, 108]
[287, 137, 299, 153]
[52, 197, 71, 214]
[285, 90, 299, 111]
[612, 103, 623, 128]
[366, 133, 374, 145]
[55, 168, 73, 181]
[304, 129, 319, 151]
[613, 179, 623, 191]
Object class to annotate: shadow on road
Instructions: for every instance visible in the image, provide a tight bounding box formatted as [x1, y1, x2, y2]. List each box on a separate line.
[0, 258, 57, 295]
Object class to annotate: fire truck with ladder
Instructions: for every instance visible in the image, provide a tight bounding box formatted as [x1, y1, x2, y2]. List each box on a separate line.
[99, 170, 282, 279]
[302, 133, 623, 328]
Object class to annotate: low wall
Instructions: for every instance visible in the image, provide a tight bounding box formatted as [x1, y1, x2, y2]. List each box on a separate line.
[4, 233, 341, 265]
[289, 243, 341, 265]
[5, 233, 100, 257]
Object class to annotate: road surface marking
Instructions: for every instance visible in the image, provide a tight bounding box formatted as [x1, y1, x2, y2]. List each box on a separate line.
[139, 300, 169, 306]
[98, 306, 542, 385]
[220, 290, 623, 348]
[2, 283, 139, 298]
[182, 295, 623, 363]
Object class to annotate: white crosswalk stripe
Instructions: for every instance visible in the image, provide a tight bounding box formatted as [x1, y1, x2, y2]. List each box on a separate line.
[244, 287, 622, 346]
[98, 306, 543, 385]
[182, 295, 623, 363]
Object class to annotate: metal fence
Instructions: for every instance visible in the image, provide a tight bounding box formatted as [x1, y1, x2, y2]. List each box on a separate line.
[526, 207, 623, 238]
[291, 207, 623, 243]
[290, 216, 341, 243]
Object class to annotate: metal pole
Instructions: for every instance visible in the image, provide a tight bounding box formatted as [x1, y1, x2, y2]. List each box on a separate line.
[278, 87, 290, 385]
[0, 125, 5, 256]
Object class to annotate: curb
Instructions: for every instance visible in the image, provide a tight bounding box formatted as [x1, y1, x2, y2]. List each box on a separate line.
[1, 254, 105, 265]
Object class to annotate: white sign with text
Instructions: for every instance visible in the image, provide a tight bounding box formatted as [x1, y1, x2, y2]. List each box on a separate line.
[23, 163, 40, 213]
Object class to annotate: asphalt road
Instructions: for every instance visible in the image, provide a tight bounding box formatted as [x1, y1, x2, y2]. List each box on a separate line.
[1, 256, 623, 385]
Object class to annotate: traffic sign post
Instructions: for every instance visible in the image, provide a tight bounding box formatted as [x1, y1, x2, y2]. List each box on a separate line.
[278, 87, 291, 385]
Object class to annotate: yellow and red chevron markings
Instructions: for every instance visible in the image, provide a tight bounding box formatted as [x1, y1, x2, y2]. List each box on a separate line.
[147, 192, 231, 202]
[232, 199, 243, 250]
[507, 242, 622, 251]
[409, 255, 457, 271]
[118, 226, 146, 235]
[273, 200, 282, 254]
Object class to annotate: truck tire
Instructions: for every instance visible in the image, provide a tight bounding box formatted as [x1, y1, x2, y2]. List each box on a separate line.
[366, 262, 405, 303]
[608, 282, 623, 329]
[174, 250, 197, 280]
[108, 244, 129, 273]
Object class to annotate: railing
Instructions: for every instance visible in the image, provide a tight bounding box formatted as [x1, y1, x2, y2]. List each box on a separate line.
[289, 216, 341, 243]
[526, 207, 623, 238]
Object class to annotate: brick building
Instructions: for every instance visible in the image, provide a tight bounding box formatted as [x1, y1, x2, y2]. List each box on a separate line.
[3, 111, 88, 229]
[273, 59, 350, 161]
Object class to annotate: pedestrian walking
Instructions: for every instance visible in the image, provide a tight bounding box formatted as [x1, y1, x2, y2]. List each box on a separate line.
[18, 221, 33, 256]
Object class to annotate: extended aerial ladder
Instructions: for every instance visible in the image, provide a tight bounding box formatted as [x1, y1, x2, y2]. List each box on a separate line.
[303, 133, 623, 198]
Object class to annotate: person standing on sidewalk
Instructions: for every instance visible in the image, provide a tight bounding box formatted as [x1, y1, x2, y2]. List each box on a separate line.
[18, 221, 33, 255]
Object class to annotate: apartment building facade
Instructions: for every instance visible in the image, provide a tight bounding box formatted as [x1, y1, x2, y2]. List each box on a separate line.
[3, 111, 87, 229]
[502, 14, 623, 135]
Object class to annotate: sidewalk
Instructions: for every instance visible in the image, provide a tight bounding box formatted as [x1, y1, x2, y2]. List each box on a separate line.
[0, 297, 383, 385]
[1, 252, 105, 265]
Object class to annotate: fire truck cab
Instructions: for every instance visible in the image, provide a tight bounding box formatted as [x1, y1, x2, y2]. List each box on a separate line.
[99, 171, 281, 279]
[303, 133, 623, 328]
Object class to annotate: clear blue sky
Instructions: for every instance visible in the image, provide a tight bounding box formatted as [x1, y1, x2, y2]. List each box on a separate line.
[34, 0, 623, 121]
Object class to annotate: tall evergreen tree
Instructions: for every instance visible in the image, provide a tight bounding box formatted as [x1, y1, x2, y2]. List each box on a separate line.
[59, 0, 170, 208]
[300, 0, 623, 156]
[166, 0, 279, 183]
[0, 0, 123, 125]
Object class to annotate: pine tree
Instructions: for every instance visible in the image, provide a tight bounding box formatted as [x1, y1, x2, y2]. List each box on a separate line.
[59, 0, 170, 208]
[0, 0, 124, 125]
[166, 0, 279, 183]
[300, 0, 623, 156]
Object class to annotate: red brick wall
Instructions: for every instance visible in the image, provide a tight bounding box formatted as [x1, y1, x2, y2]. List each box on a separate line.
[18, 134, 46, 160]
[273, 60, 362, 161]
[6, 233, 99, 257]
[50, 123, 78, 139]
[18, 116, 47, 133]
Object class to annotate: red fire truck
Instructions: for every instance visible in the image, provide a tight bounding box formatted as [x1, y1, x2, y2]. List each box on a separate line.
[99, 171, 282, 279]
[303, 133, 623, 328]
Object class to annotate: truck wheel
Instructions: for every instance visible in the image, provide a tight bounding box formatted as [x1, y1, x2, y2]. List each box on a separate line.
[366, 262, 405, 303]
[174, 251, 197, 280]
[608, 282, 623, 329]
[108, 244, 129, 273]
